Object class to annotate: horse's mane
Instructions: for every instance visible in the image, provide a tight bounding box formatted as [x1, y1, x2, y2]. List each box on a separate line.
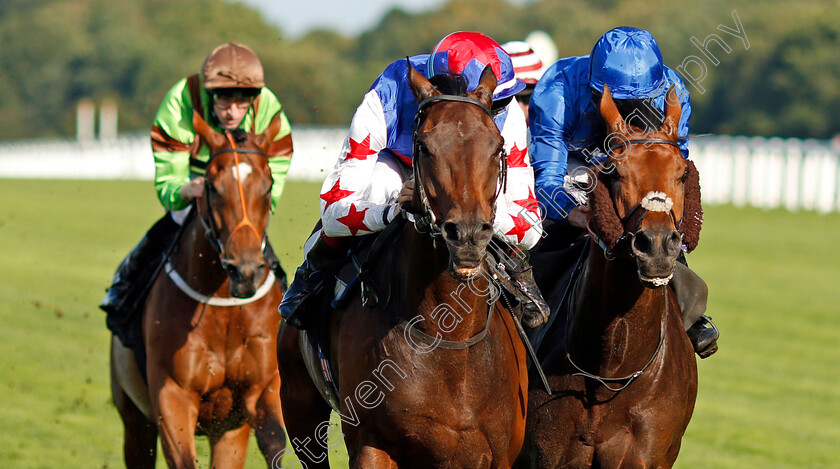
[588, 161, 703, 253]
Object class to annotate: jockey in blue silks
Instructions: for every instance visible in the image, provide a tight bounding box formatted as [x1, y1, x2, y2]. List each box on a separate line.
[529, 26, 719, 358]
[280, 32, 550, 330]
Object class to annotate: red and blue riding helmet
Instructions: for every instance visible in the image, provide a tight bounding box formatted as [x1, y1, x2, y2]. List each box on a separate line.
[427, 31, 526, 102]
[589, 27, 667, 100]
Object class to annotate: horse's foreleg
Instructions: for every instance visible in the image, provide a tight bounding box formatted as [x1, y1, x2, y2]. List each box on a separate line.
[351, 445, 398, 469]
[209, 424, 251, 469]
[246, 374, 288, 465]
[154, 379, 201, 469]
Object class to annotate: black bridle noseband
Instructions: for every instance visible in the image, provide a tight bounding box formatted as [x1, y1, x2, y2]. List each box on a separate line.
[410, 94, 507, 238]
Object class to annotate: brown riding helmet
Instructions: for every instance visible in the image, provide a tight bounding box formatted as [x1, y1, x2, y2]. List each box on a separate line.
[202, 42, 265, 90]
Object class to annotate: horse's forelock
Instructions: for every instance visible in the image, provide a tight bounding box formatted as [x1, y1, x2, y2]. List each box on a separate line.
[429, 74, 469, 97]
[230, 129, 249, 145]
[589, 171, 624, 251]
[680, 159, 703, 252]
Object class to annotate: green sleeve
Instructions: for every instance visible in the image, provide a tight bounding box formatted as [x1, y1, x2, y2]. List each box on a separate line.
[151, 78, 197, 211]
[253, 89, 294, 212]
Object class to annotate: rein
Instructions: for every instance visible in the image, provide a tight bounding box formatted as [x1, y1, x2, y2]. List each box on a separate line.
[395, 93, 508, 350]
[410, 94, 507, 239]
[565, 285, 669, 393]
[567, 138, 681, 392]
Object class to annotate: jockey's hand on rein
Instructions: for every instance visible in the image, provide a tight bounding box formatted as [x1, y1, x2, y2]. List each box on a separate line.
[180, 177, 205, 201]
[568, 206, 590, 229]
[398, 177, 415, 204]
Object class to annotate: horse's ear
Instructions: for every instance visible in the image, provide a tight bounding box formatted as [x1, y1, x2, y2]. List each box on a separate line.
[192, 110, 226, 149]
[660, 85, 681, 141]
[472, 65, 497, 111]
[599, 84, 624, 134]
[407, 57, 439, 103]
[255, 112, 284, 154]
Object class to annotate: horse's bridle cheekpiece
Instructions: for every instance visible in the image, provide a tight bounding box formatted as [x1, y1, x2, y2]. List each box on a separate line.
[410, 94, 507, 238]
[198, 131, 269, 267]
[589, 137, 684, 260]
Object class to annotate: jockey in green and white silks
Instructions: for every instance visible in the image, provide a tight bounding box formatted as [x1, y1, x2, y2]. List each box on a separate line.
[101, 42, 293, 326]
[151, 43, 294, 217]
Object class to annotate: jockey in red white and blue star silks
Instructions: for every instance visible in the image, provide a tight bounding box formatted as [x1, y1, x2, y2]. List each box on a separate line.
[318, 31, 543, 250]
[529, 26, 692, 224]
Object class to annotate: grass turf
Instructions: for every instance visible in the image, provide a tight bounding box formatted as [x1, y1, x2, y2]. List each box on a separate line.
[0, 179, 837, 468]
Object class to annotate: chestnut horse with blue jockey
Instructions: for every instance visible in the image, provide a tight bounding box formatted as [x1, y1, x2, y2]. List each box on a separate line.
[516, 85, 701, 468]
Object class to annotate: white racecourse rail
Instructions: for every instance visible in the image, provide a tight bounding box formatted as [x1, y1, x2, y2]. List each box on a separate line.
[0, 130, 839, 214]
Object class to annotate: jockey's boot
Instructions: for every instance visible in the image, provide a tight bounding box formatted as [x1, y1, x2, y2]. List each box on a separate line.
[687, 315, 719, 359]
[490, 239, 550, 327]
[511, 265, 551, 328]
[672, 260, 719, 358]
[278, 236, 339, 330]
[100, 214, 179, 317]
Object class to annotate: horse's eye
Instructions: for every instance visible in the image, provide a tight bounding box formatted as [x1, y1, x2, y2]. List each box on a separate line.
[681, 167, 690, 183]
[415, 143, 429, 158]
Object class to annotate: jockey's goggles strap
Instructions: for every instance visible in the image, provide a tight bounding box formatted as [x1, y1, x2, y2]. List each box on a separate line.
[417, 94, 492, 116]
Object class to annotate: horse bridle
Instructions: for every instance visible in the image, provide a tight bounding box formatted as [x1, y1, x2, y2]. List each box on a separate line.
[197, 131, 269, 269]
[394, 94, 509, 352]
[410, 94, 508, 238]
[568, 137, 683, 392]
[589, 137, 685, 259]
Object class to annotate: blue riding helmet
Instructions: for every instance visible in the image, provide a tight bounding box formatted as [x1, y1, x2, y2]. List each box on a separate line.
[589, 27, 666, 100]
[427, 31, 526, 102]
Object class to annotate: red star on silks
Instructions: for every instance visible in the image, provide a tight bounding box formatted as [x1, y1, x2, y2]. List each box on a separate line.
[512, 187, 540, 217]
[506, 212, 533, 243]
[346, 134, 377, 161]
[320, 179, 355, 209]
[507, 143, 528, 168]
[336, 203, 371, 235]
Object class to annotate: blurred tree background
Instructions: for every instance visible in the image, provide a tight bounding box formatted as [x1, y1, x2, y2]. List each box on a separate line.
[0, 0, 837, 140]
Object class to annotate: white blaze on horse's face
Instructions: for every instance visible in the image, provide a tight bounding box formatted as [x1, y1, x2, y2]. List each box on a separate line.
[640, 191, 674, 213]
[232, 162, 253, 182]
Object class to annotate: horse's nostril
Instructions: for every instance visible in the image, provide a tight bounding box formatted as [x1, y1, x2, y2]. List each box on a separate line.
[666, 231, 682, 254]
[480, 222, 493, 234]
[443, 222, 460, 242]
[632, 232, 652, 255]
[225, 264, 241, 280]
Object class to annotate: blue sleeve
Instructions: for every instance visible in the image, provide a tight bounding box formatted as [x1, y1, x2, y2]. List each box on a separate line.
[662, 67, 692, 159]
[529, 65, 580, 222]
[678, 87, 691, 158]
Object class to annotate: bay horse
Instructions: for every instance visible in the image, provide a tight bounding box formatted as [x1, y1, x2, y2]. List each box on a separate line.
[277, 64, 528, 468]
[110, 111, 287, 468]
[516, 85, 702, 468]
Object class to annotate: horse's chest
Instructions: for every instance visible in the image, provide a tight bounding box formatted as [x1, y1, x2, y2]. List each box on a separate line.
[183, 317, 271, 388]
